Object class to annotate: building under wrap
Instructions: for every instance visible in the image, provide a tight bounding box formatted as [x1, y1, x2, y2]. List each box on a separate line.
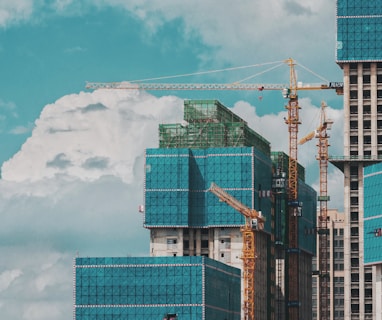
[74, 256, 241, 320]
[364, 163, 382, 265]
[331, 1, 382, 318]
[145, 100, 317, 320]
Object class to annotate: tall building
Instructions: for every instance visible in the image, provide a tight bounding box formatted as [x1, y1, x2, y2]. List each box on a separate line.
[312, 209, 345, 320]
[145, 99, 317, 320]
[332, 1, 382, 318]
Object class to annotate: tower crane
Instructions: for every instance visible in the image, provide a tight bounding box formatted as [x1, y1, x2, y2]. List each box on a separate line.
[299, 101, 333, 320]
[208, 182, 265, 320]
[86, 58, 343, 320]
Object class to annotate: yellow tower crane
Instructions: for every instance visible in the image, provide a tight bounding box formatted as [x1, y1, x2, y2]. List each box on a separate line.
[86, 58, 343, 320]
[208, 182, 265, 320]
[299, 101, 333, 320]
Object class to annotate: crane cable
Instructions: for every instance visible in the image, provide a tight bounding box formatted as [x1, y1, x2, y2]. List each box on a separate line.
[128, 60, 285, 82]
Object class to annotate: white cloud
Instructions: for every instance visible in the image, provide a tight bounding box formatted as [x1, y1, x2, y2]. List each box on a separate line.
[93, 0, 341, 80]
[0, 0, 34, 27]
[0, 89, 185, 319]
[0, 269, 22, 292]
[2, 89, 183, 183]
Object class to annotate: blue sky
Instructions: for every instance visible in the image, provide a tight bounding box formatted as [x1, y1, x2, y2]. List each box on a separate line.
[0, 1, 345, 319]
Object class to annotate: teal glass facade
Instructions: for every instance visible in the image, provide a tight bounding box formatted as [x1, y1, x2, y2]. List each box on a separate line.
[298, 182, 317, 255]
[144, 147, 273, 231]
[74, 256, 241, 320]
[364, 163, 382, 264]
[336, 0, 382, 61]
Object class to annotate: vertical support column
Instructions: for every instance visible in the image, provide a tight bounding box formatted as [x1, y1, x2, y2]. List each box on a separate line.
[285, 94, 301, 320]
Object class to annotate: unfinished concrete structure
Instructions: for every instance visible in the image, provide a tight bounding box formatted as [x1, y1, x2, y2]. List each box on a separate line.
[312, 209, 345, 320]
[331, 1, 382, 318]
[144, 99, 317, 320]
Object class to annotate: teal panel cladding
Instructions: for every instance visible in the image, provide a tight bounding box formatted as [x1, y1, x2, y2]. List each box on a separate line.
[298, 181, 317, 255]
[337, 0, 382, 61]
[364, 163, 382, 264]
[74, 256, 241, 320]
[144, 147, 273, 230]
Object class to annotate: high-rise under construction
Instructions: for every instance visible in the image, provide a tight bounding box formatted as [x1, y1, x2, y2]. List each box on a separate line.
[331, 1, 382, 319]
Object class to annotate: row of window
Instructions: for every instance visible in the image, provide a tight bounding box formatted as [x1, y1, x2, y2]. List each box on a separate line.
[350, 74, 382, 84]
[350, 105, 382, 114]
[349, 62, 382, 70]
[350, 90, 382, 99]
[349, 135, 382, 144]
[349, 120, 382, 129]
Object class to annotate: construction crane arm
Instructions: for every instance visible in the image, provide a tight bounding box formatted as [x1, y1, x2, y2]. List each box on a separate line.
[208, 182, 265, 228]
[299, 101, 333, 145]
[86, 81, 342, 93]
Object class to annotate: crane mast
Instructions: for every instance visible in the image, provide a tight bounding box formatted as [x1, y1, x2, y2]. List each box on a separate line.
[85, 58, 343, 320]
[299, 101, 332, 320]
[283, 58, 301, 320]
[208, 182, 265, 320]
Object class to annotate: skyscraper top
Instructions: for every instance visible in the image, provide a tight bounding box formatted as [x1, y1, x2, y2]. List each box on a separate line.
[336, 0, 382, 62]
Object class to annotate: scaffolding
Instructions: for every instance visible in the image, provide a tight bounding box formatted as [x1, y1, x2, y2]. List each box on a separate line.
[159, 100, 270, 156]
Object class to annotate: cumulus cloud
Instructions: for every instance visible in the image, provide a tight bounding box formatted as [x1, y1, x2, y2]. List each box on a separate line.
[0, 89, 184, 319]
[0, 0, 34, 27]
[2, 89, 183, 183]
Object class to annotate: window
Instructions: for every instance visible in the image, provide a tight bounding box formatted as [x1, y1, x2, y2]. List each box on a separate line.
[167, 238, 177, 250]
[350, 166, 358, 175]
[351, 197, 359, 206]
[350, 105, 358, 114]
[351, 212, 358, 222]
[350, 75, 358, 84]
[351, 273, 359, 282]
[351, 227, 359, 236]
[363, 105, 371, 114]
[350, 181, 358, 190]
[364, 135, 371, 144]
[201, 240, 209, 249]
[351, 242, 359, 251]
[335, 287, 344, 294]
[201, 229, 209, 235]
[363, 74, 371, 83]
[363, 90, 371, 99]
[350, 90, 358, 99]
[351, 289, 359, 297]
[334, 276, 344, 283]
[378, 90, 382, 99]
[350, 121, 358, 129]
[334, 263, 344, 270]
[350, 136, 358, 144]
